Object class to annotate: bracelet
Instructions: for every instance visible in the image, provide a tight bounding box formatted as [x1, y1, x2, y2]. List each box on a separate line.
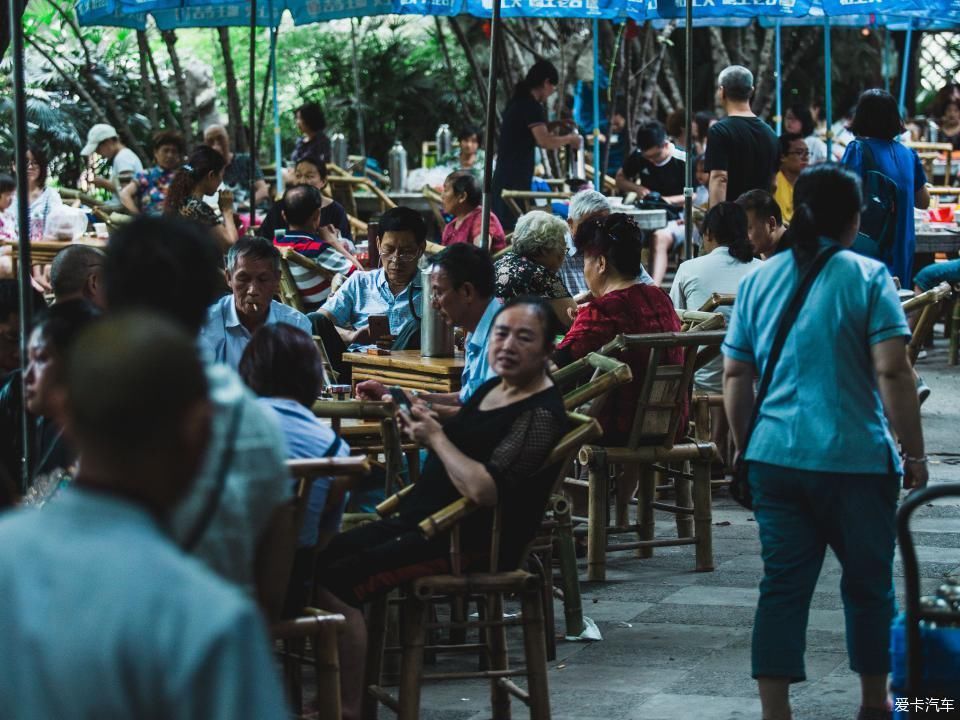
[903, 454, 928, 465]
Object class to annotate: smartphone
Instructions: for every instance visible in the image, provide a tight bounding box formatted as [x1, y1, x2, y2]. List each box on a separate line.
[389, 386, 412, 412]
[368, 315, 390, 343]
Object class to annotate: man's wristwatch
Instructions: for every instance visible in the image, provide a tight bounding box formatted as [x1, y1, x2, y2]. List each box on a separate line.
[903, 453, 928, 465]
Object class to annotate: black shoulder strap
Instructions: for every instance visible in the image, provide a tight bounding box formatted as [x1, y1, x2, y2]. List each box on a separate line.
[741, 244, 843, 453]
[182, 400, 244, 552]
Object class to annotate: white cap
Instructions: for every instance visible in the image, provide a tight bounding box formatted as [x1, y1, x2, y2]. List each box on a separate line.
[81, 124, 119, 155]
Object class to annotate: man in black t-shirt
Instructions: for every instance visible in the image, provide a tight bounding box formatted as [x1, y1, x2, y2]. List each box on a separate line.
[705, 65, 779, 208]
[616, 121, 696, 286]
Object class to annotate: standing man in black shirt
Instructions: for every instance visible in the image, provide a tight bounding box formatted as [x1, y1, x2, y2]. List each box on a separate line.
[706, 65, 779, 209]
[492, 61, 582, 231]
[616, 120, 693, 286]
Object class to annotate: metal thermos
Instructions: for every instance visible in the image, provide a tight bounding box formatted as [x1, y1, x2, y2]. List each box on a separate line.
[388, 140, 408, 193]
[330, 132, 348, 168]
[420, 267, 455, 358]
[566, 130, 585, 180]
[435, 124, 453, 160]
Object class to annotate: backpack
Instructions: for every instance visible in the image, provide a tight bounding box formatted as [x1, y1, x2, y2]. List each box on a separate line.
[851, 139, 899, 264]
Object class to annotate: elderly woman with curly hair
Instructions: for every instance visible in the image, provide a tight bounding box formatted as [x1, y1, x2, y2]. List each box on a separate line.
[494, 209, 576, 326]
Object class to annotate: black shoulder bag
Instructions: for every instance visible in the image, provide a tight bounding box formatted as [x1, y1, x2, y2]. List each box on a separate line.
[729, 244, 842, 510]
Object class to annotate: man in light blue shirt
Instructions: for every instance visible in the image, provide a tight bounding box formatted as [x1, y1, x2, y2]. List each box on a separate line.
[356, 243, 499, 416]
[0, 314, 287, 720]
[200, 236, 311, 369]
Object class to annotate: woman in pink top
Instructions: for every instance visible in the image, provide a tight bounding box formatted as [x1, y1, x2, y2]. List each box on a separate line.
[440, 171, 506, 254]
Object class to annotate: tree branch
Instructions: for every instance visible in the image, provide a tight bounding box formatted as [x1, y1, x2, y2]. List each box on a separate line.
[446, 17, 487, 112]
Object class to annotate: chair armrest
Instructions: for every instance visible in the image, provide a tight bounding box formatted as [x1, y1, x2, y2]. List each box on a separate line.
[271, 610, 346, 640]
[375, 483, 416, 517]
[312, 399, 396, 420]
[418, 497, 477, 539]
[286, 456, 370, 478]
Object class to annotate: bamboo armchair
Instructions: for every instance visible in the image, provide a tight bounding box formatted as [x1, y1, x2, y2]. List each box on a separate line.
[365, 411, 602, 720]
[324, 175, 397, 219]
[697, 293, 736, 313]
[2, 239, 106, 269]
[500, 189, 573, 218]
[906, 141, 953, 181]
[902, 281, 953, 364]
[571, 330, 727, 581]
[268, 456, 370, 719]
[584, 163, 618, 195]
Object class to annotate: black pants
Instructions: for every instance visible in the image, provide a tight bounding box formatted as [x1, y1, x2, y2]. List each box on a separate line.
[308, 312, 350, 384]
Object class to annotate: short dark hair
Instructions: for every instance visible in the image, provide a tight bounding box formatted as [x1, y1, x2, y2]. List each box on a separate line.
[152, 129, 187, 156]
[635, 121, 667, 153]
[296, 102, 326, 133]
[0, 279, 44, 325]
[239, 324, 323, 408]
[735, 189, 783, 227]
[786, 103, 816, 137]
[282, 184, 323, 227]
[849, 89, 905, 141]
[514, 60, 559, 99]
[718, 65, 754, 103]
[227, 235, 281, 274]
[787, 163, 863, 265]
[295, 153, 328, 181]
[50, 245, 106, 300]
[164, 144, 226, 216]
[457, 125, 482, 144]
[0, 173, 15, 194]
[694, 111, 716, 141]
[495, 295, 561, 352]
[27, 143, 49, 187]
[105, 215, 226, 335]
[445, 171, 482, 208]
[665, 108, 685, 139]
[573, 212, 645, 278]
[700, 202, 754, 263]
[431, 243, 495, 299]
[34, 299, 101, 362]
[379, 206, 427, 245]
[778, 132, 807, 159]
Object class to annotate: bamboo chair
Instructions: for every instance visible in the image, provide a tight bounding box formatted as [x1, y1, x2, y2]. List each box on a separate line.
[570, 330, 727, 581]
[325, 175, 398, 218]
[906, 141, 953, 181]
[500, 189, 573, 218]
[583, 163, 618, 195]
[697, 293, 736, 313]
[2, 240, 103, 269]
[902, 281, 953, 365]
[268, 456, 370, 719]
[421, 186, 446, 228]
[364, 412, 603, 720]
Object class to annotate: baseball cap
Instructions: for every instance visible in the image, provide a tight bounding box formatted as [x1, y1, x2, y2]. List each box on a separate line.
[81, 124, 119, 156]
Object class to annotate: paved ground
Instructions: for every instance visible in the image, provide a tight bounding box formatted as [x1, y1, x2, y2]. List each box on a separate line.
[415, 345, 960, 720]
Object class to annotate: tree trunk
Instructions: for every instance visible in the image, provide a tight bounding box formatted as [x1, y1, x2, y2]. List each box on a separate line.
[447, 18, 487, 113]
[709, 27, 733, 112]
[85, 65, 149, 159]
[638, 23, 674, 120]
[781, 28, 820, 90]
[256, 46, 273, 153]
[137, 31, 159, 129]
[743, 24, 758, 70]
[661, 50, 685, 110]
[161, 30, 197, 142]
[145, 35, 181, 132]
[753, 28, 776, 120]
[217, 27, 248, 153]
[435, 17, 477, 121]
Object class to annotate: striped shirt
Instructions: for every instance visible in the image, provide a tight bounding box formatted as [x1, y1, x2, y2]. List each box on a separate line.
[276, 231, 357, 307]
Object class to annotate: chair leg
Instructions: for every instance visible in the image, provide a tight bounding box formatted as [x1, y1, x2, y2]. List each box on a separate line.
[313, 622, 343, 720]
[520, 586, 553, 720]
[586, 449, 609, 582]
[554, 497, 585, 638]
[528, 551, 556, 661]
[487, 593, 512, 720]
[675, 462, 694, 539]
[636, 466, 656, 559]
[614, 463, 631, 529]
[362, 594, 389, 720]
[692, 458, 715, 572]
[397, 594, 428, 720]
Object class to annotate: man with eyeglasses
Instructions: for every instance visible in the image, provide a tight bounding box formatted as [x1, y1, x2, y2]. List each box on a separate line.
[773, 132, 810, 224]
[311, 206, 426, 381]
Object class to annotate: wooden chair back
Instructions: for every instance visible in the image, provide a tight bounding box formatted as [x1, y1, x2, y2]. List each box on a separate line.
[678, 310, 726, 332]
[552, 351, 633, 419]
[422, 185, 446, 228]
[697, 293, 736, 313]
[500, 189, 572, 218]
[902, 281, 953, 364]
[906, 141, 953, 180]
[596, 330, 727, 450]
[324, 175, 397, 217]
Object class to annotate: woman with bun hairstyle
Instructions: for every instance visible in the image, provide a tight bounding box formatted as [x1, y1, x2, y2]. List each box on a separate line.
[164, 145, 238, 250]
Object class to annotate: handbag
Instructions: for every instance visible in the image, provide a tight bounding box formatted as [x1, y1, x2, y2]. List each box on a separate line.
[729, 244, 843, 510]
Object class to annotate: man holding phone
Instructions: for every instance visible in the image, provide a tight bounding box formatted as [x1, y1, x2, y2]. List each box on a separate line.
[357, 244, 500, 416]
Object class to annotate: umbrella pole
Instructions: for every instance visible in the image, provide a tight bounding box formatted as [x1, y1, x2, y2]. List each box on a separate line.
[824, 15, 832, 160]
[898, 19, 914, 116]
[479, 0, 502, 253]
[271, 25, 283, 197]
[351, 19, 367, 170]
[683, 0, 693, 260]
[883, 27, 891, 94]
[592, 18, 601, 191]
[9, 0, 33, 492]
[775, 19, 782, 135]
[249, 0, 258, 225]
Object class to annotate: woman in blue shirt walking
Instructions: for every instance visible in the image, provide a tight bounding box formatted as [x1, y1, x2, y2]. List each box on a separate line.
[723, 164, 927, 720]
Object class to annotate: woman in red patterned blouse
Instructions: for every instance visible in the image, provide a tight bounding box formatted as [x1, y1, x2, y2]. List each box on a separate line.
[553, 213, 683, 444]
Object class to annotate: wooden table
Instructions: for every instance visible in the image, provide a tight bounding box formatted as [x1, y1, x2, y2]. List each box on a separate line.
[344, 349, 465, 394]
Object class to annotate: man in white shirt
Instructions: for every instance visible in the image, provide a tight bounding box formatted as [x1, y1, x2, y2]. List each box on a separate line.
[0, 313, 287, 720]
[81, 124, 144, 200]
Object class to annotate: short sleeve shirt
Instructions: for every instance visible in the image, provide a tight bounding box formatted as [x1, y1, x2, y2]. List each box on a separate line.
[110, 147, 143, 198]
[180, 196, 220, 227]
[620, 146, 686, 198]
[705, 116, 780, 203]
[459, 297, 502, 402]
[134, 166, 177, 215]
[222, 154, 264, 205]
[492, 95, 547, 191]
[320, 268, 422, 338]
[199, 296, 313, 370]
[494, 252, 570, 302]
[722, 244, 910, 474]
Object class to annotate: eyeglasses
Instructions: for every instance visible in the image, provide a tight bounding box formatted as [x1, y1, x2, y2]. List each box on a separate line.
[381, 250, 419, 263]
[787, 150, 811, 159]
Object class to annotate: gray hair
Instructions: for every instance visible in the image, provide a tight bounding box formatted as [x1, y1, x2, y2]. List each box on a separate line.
[512, 210, 569, 259]
[718, 65, 754, 103]
[226, 236, 281, 274]
[568, 190, 611, 222]
[50, 245, 106, 299]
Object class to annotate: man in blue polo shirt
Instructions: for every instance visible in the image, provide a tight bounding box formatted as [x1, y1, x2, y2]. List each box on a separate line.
[199, 236, 311, 370]
[356, 243, 499, 416]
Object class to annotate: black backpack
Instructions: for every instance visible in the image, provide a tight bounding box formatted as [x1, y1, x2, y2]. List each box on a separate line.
[851, 139, 899, 264]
